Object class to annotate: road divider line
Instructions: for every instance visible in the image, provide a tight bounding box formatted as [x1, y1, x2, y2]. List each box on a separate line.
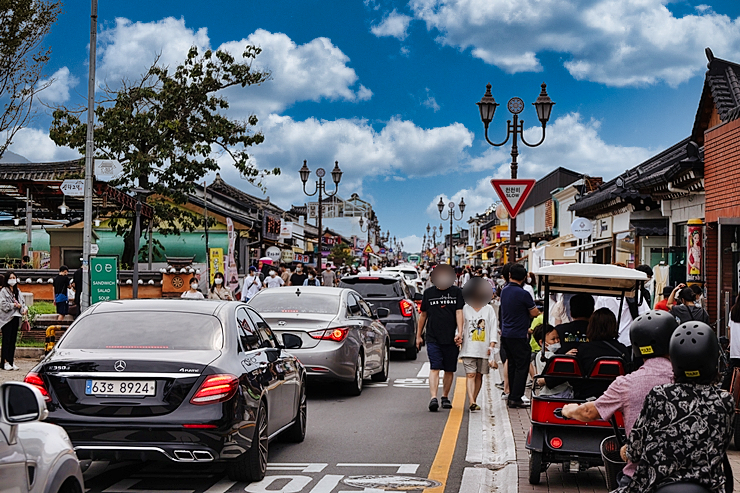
[423, 377, 467, 493]
[417, 362, 431, 378]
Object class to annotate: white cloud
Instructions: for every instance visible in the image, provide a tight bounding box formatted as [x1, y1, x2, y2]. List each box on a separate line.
[421, 88, 440, 112]
[371, 9, 413, 40]
[8, 128, 80, 163]
[215, 114, 474, 210]
[425, 112, 653, 220]
[38, 67, 79, 104]
[408, 0, 740, 86]
[96, 18, 371, 115]
[399, 234, 423, 253]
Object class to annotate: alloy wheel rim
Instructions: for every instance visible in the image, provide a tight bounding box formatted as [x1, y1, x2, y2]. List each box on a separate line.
[299, 388, 307, 434]
[356, 356, 363, 391]
[258, 409, 268, 472]
[384, 347, 389, 376]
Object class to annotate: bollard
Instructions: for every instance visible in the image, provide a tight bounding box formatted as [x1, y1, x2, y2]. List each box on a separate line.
[45, 325, 59, 354]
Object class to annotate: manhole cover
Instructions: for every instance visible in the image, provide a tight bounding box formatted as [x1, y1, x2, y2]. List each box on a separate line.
[341, 475, 441, 491]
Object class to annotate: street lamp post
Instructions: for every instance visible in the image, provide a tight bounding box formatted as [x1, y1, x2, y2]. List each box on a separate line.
[438, 197, 466, 266]
[476, 82, 555, 264]
[358, 215, 375, 269]
[300, 160, 342, 275]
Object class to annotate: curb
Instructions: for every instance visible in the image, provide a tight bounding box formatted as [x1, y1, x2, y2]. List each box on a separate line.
[0, 347, 44, 359]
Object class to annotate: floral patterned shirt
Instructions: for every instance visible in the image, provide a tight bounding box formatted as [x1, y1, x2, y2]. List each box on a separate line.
[617, 383, 734, 493]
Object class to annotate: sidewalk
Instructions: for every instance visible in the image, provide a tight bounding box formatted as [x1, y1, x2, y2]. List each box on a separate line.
[0, 357, 38, 384]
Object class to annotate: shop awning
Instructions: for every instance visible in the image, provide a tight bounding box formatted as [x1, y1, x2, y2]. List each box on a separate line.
[563, 237, 612, 253]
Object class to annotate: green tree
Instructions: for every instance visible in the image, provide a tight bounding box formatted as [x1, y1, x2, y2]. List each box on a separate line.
[50, 46, 280, 266]
[0, 0, 61, 158]
[328, 242, 354, 267]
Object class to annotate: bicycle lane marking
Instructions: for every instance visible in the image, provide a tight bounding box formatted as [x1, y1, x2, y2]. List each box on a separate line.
[423, 377, 467, 493]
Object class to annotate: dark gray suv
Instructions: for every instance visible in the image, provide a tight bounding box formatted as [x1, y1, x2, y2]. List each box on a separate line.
[339, 274, 422, 360]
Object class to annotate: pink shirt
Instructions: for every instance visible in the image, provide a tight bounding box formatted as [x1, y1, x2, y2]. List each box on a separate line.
[594, 357, 674, 477]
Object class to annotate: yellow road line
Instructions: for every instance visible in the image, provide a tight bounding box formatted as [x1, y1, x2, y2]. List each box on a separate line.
[424, 377, 467, 493]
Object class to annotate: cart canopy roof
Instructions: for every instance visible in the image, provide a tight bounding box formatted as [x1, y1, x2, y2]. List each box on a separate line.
[537, 263, 647, 296]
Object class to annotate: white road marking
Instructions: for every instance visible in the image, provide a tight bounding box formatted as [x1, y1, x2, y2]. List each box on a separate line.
[416, 362, 430, 378]
[307, 475, 343, 493]
[336, 463, 420, 474]
[364, 383, 388, 388]
[103, 479, 193, 493]
[465, 379, 484, 463]
[244, 475, 312, 493]
[204, 480, 236, 493]
[267, 463, 328, 473]
[392, 377, 443, 388]
[459, 467, 494, 493]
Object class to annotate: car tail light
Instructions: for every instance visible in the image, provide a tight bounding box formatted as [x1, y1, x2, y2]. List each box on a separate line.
[190, 374, 239, 405]
[24, 372, 51, 402]
[308, 327, 350, 342]
[550, 437, 563, 449]
[400, 299, 414, 317]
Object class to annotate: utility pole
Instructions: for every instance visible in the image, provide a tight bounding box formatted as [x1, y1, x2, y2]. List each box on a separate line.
[81, 0, 98, 312]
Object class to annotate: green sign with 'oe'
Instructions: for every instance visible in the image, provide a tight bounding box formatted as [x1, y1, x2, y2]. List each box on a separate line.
[90, 256, 118, 304]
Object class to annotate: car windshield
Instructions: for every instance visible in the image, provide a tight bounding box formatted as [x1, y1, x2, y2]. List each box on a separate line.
[339, 278, 401, 298]
[401, 270, 418, 280]
[59, 311, 224, 350]
[249, 291, 340, 314]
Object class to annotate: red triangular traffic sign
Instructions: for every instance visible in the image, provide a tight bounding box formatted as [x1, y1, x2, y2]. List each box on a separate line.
[490, 179, 536, 218]
[363, 244, 374, 255]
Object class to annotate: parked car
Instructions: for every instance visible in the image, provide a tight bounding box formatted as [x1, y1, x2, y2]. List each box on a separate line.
[0, 381, 84, 493]
[339, 274, 422, 360]
[248, 286, 390, 395]
[382, 266, 423, 292]
[27, 299, 307, 483]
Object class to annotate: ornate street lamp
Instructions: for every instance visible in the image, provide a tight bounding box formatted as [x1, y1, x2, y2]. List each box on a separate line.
[300, 160, 342, 274]
[438, 197, 465, 265]
[476, 82, 554, 262]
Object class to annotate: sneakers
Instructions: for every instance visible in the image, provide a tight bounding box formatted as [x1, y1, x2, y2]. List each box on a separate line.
[494, 382, 504, 390]
[2, 363, 11, 371]
[501, 392, 509, 400]
[429, 398, 439, 412]
[441, 397, 453, 409]
[11, 364, 19, 371]
[469, 403, 481, 411]
[521, 395, 530, 404]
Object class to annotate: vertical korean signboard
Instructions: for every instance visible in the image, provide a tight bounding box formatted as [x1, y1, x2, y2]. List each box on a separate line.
[225, 218, 239, 293]
[90, 257, 118, 304]
[209, 248, 224, 285]
[687, 219, 703, 283]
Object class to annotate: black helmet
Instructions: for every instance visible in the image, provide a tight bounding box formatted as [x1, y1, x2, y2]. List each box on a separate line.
[630, 310, 678, 359]
[669, 322, 719, 382]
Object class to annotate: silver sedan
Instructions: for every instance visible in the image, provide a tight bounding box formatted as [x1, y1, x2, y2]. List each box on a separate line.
[248, 286, 390, 396]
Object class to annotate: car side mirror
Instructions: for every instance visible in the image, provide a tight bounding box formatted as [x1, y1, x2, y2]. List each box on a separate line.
[413, 293, 423, 301]
[282, 333, 303, 350]
[376, 307, 390, 319]
[1, 382, 47, 424]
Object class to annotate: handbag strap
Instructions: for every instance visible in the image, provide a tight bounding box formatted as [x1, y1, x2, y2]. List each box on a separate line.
[602, 340, 626, 359]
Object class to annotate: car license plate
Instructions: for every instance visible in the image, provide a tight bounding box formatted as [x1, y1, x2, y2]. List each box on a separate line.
[85, 380, 155, 396]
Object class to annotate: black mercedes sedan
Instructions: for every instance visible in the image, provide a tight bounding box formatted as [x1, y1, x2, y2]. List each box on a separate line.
[24, 299, 307, 483]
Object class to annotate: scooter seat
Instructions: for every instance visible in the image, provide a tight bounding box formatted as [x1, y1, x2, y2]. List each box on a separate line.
[655, 483, 711, 493]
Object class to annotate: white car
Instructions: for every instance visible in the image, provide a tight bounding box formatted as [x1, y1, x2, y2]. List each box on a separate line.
[382, 266, 423, 291]
[0, 382, 84, 493]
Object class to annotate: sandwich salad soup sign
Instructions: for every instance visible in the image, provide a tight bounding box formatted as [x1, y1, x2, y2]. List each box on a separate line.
[90, 256, 118, 304]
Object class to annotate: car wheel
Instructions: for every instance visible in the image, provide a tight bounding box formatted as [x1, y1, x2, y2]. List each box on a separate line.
[227, 401, 268, 482]
[405, 345, 418, 360]
[372, 344, 390, 382]
[528, 450, 543, 485]
[283, 381, 307, 443]
[343, 353, 364, 396]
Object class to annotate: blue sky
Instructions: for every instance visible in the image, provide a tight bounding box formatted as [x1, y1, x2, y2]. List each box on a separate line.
[9, 0, 740, 251]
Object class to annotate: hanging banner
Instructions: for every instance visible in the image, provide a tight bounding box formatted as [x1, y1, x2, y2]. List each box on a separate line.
[209, 248, 224, 285]
[687, 219, 703, 283]
[225, 218, 239, 292]
[279, 220, 293, 239]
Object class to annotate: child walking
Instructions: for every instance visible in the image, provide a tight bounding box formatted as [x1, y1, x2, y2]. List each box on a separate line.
[458, 277, 498, 411]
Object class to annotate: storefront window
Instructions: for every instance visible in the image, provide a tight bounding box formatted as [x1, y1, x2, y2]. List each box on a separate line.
[615, 231, 636, 268]
[675, 223, 687, 247]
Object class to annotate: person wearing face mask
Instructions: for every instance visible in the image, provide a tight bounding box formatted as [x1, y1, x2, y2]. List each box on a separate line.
[289, 263, 308, 286]
[303, 268, 321, 286]
[0, 272, 27, 371]
[417, 264, 465, 412]
[264, 270, 285, 289]
[208, 272, 234, 300]
[181, 277, 205, 299]
[532, 324, 574, 398]
[523, 272, 536, 300]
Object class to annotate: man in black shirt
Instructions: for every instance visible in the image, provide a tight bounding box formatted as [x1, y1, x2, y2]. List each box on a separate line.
[555, 293, 595, 354]
[416, 264, 464, 412]
[53, 265, 69, 321]
[289, 263, 308, 286]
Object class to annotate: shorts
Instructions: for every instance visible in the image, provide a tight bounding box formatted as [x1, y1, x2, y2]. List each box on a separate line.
[427, 343, 459, 373]
[462, 357, 489, 375]
[56, 301, 69, 316]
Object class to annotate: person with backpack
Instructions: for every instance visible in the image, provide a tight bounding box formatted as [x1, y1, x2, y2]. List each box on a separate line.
[667, 284, 710, 324]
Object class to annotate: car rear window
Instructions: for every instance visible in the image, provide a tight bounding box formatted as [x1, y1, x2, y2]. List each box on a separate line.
[59, 311, 224, 350]
[339, 278, 402, 297]
[401, 270, 418, 280]
[249, 292, 340, 314]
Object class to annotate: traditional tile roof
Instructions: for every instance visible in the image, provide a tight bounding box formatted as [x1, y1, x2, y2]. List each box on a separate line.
[692, 48, 740, 143]
[0, 159, 83, 181]
[207, 173, 285, 215]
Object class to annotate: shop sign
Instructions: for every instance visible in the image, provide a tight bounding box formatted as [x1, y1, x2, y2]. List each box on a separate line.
[687, 219, 703, 282]
[279, 220, 293, 239]
[209, 248, 223, 284]
[281, 250, 294, 263]
[265, 246, 282, 263]
[262, 212, 281, 241]
[90, 256, 117, 304]
[571, 217, 593, 239]
[60, 179, 84, 196]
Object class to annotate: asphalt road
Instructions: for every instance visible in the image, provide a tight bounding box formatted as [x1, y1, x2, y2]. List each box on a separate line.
[82, 349, 473, 493]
